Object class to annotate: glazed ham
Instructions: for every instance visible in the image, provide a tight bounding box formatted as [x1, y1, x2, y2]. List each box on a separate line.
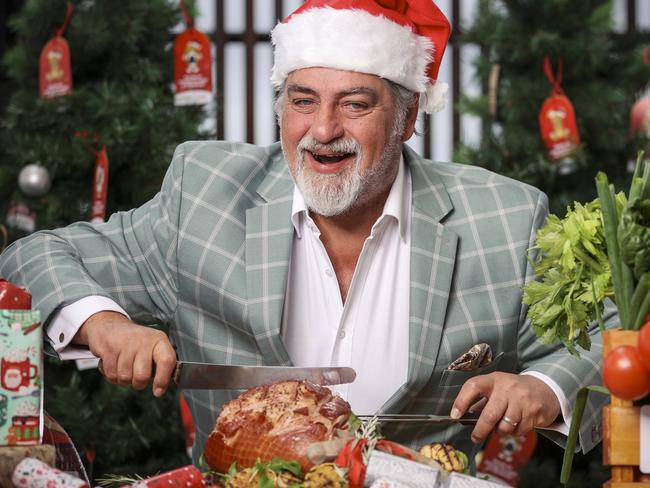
[204, 380, 352, 473]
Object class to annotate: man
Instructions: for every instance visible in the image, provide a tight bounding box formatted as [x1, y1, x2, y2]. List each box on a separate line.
[0, 0, 608, 464]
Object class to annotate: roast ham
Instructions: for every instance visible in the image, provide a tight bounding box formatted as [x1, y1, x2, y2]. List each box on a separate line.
[204, 380, 352, 473]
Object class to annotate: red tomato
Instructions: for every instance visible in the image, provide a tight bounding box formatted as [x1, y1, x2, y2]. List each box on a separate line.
[602, 345, 650, 401]
[639, 319, 650, 371]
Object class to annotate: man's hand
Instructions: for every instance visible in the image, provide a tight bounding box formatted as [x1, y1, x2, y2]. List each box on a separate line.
[450, 372, 561, 443]
[74, 311, 176, 397]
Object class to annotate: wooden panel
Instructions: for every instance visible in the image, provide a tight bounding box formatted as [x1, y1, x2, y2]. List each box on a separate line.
[604, 405, 640, 466]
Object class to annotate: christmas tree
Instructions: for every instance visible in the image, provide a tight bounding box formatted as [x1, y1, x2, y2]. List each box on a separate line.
[1, 0, 207, 479]
[456, 0, 650, 216]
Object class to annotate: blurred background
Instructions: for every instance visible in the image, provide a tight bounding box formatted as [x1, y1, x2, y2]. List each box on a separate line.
[0, 0, 649, 485]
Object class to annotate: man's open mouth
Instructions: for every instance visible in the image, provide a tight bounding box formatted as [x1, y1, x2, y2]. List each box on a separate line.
[309, 151, 354, 164]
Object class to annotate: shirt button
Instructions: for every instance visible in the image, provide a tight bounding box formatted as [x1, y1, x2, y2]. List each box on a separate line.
[325, 268, 333, 277]
[59, 332, 65, 343]
[339, 330, 346, 339]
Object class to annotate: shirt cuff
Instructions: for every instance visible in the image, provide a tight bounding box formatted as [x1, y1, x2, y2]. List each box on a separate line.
[46, 296, 129, 360]
[520, 370, 570, 436]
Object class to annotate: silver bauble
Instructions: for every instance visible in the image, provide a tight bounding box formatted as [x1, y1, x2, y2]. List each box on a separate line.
[18, 164, 52, 197]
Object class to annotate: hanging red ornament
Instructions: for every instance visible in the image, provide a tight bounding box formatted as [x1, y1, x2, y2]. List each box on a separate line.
[179, 393, 196, 458]
[173, 1, 212, 106]
[538, 56, 580, 173]
[630, 94, 650, 138]
[90, 146, 109, 223]
[39, 2, 73, 99]
[75, 133, 110, 223]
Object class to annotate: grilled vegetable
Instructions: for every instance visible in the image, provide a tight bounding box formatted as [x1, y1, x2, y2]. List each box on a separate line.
[418, 442, 467, 473]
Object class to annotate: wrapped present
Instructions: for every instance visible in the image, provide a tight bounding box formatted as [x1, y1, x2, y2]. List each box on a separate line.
[131, 465, 205, 487]
[0, 445, 55, 487]
[441, 472, 508, 488]
[364, 450, 440, 487]
[12, 457, 88, 487]
[0, 296, 42, 447]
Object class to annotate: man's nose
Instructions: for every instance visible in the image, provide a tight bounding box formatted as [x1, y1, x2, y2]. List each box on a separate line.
[310, 106, 344, 143]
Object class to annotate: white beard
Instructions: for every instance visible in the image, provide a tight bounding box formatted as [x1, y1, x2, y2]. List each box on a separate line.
[286, 134, 401, 217]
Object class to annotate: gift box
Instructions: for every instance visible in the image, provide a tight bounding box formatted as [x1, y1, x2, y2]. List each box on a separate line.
[0, 445, 55, 487]
[0, 305, 42, 446]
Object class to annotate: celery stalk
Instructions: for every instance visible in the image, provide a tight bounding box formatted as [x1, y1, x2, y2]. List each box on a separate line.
[596, 174, 634, 328]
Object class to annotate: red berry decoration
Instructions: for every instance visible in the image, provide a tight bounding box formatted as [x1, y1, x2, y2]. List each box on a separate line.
[602, 345, 650, 401]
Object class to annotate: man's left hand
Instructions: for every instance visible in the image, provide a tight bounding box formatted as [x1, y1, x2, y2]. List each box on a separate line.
[450, 372, 561, 443]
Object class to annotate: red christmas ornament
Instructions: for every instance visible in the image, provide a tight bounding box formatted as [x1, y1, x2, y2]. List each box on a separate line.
[173, 1, 212, 106]
[630, 95, 650, 138]
[179, 393, 196, 454]
[538, 56, 580, 165]
[75, 132, 110, 224]
[90, 146, 109, 223]
[39, 2, 73, 99]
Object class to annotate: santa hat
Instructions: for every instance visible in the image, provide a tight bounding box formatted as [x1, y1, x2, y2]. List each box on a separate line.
[270, 0, 451, 113]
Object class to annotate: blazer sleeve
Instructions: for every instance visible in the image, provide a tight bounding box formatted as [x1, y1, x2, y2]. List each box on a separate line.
[0, 143, 188, 328]
[516, 190, 617, 453]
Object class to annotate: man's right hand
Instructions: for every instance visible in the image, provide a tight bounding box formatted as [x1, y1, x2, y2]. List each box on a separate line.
[74, 311, 176, 397]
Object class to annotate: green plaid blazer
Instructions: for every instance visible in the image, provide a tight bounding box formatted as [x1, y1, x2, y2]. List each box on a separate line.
[0, 141, 610, 462]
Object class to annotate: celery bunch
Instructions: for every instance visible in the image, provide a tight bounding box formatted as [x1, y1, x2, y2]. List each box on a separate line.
[596, 152, 650, 330]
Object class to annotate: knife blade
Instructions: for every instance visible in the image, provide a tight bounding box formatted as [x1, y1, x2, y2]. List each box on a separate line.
[173, 361, 357, 390]
[356, 412, 480, 425]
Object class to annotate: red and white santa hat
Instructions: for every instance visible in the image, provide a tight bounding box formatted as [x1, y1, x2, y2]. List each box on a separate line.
[271, 0, 451, 113]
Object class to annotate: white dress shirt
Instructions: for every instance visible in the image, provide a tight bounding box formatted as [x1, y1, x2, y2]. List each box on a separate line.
[281, 157, 411, 414]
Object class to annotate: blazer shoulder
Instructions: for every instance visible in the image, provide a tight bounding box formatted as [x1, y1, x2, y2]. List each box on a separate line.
[169, 140, 285, 190]
[426, 159, 547, 208]
[174, 140, 281, 169]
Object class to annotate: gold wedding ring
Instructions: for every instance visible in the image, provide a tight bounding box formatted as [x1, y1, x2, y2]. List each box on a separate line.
[501, 415, 519, 427]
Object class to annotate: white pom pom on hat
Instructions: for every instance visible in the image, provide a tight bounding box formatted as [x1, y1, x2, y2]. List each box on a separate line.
[271, 0, 451, 113]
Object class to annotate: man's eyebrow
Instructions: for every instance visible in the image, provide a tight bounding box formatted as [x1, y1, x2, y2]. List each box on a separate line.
[287, 84, 318, 96]
[338, 87, 378, 99]
[286, 84, 379, 101]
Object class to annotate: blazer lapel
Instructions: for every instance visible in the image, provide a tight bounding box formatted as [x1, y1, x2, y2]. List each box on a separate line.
[382, 146, 458, 413]
[245, 147, 294, 365]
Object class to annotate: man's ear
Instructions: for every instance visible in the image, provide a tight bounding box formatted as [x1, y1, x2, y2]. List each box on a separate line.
[401, 94, 420, 142]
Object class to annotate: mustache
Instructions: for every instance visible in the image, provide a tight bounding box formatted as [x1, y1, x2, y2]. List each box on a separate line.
[296, 135, 362, 157]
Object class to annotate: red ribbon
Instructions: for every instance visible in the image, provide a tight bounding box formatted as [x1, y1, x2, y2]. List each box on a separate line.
[543, 55, 565, 96]
[54, 1, 74, 38]
[180, 0, 194, 29]
[335, 438, 368, 488]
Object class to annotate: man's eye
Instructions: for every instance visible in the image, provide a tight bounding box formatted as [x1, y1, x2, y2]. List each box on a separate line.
[344, 102, 369, 111]
[292, 99, 315, 107]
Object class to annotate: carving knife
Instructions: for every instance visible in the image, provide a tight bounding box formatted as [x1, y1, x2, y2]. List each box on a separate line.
[99, 359, 356, 390]
[355, 412, 480, 425]
[173, 362, 357, 390]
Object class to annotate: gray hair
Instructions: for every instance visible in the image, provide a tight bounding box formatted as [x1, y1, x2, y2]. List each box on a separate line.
[273, 77, 418, 137]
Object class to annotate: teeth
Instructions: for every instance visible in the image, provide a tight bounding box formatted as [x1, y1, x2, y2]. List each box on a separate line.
[312, 152, 349, 164]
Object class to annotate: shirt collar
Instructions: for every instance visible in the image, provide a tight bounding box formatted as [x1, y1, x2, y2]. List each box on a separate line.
[291, 154, 410, 241]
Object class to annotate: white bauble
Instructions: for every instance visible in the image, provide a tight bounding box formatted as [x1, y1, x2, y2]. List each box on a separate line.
[18, 164, 51, 197]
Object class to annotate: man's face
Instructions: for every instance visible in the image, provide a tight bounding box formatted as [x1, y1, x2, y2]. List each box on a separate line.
[279, 67, 416, 217]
